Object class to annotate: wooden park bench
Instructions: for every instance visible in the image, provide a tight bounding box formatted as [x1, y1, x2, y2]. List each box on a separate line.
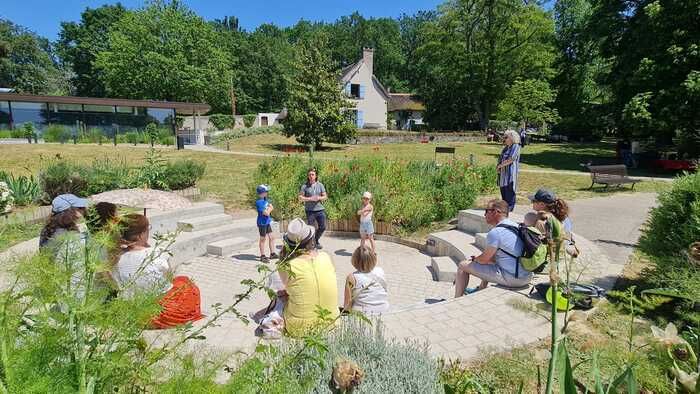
[587, 164, 642, 190]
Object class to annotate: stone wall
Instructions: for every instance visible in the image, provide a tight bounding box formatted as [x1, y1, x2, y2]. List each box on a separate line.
[354, 134, 484, 145]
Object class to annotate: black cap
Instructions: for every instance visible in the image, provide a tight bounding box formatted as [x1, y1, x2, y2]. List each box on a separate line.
[528, 188, 556, 204]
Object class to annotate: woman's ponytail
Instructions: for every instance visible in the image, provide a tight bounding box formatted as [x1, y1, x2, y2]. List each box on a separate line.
[548, 198, 569, 222]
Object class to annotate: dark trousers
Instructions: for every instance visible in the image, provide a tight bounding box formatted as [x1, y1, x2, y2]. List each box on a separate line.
[306, 210, 327, 243]
[500, 182, 516, 212]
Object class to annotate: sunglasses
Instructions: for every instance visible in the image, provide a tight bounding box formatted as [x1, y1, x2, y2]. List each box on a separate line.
[484, 208, 501, 215]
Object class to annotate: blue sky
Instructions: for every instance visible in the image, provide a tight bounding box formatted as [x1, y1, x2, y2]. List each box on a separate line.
[1, 0, 443, 40]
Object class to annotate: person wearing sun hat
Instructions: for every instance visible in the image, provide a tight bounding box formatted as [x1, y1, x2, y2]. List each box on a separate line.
[39, 194, 89, 248]
[278, 218, 339, 336]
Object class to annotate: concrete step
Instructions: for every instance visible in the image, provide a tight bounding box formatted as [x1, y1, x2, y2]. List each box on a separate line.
[178, 214, 234, 232]
[431, 256, 458, 282]
[149, 202, 225, 235]
[475, 233, 488, 249]
[169, 218, 257, 267]
[426, 230, 483, 261]
[207, 236, 252, 257]
[457, 209, 492, 234]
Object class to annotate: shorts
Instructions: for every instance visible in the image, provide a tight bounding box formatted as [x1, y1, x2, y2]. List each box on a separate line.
[468, 262, 531, 288]
[258, 224, 273, 237]
[359, 220, 374, 236]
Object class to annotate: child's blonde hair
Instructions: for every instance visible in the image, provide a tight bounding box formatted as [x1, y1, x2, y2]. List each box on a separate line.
[351, 245, 377, 273]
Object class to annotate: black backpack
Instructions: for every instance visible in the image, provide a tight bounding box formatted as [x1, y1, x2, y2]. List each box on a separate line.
[497, 224, 542, 258]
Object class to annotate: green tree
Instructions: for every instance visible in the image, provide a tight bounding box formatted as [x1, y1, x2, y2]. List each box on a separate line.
[56, 4, 127, 97]
[414, 0, 556, 130]
[284, 35, 355, 148]
[0, 19, 70, 95]
[497, 79, 560, 128]
[95, 1, 232, 112]
[588, 0, 700, 155]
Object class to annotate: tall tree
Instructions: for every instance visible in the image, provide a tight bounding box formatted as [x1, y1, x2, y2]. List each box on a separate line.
[56, 4, 127, 97]
[95, 1, 232, 112]
[414, 0, 556, 130]
[0, 19, 69, 95]
[496, 78, 559, 127]
[284, 35, 355, 148]
[589, 0, 700, 155]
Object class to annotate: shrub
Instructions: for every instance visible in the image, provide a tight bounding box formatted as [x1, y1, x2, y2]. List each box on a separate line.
[11, 129, 24, 138]
[639, 171, 700, 257]
[157, 129, 174, 146]
[209, 114, 234, 130]
[133, 149, 170, 189]
[226, 318, 443, 393]
[0, 129, 11, 138]
[163, 160, 205, 190]
[39, 159, 89, 200]
[243, 114, 256, 128]
[84, 158, 135, 195]
[250, 157, 495, 232]
[0, 180, 13, 213]
[125, 131, 143, 145]
[42, 125, 72, 143]
[78, 128, 105, 144]
[213, 125, 283, 143]
[0, 173, 42, 206]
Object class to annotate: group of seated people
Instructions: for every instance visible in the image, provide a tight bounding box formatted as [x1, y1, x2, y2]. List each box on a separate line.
[454, 188, 573, 297]
[38, 188, 572, 337]
[39, 194, 203, 329]
[251, 218, 390, 338]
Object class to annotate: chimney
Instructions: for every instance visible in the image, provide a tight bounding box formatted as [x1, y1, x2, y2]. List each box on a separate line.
[363, 47, 374, 74]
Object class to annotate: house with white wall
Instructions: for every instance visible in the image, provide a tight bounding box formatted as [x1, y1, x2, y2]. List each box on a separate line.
[340, 48, 390, 129]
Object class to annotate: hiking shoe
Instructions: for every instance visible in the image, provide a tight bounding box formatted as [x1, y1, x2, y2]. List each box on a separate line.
[260, 255, 270, 263]
[464, 287, 481, 295]
[270, 252, 279, 259]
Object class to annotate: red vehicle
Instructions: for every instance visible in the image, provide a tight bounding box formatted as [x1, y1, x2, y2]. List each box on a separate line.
[652, 151, 698, 171]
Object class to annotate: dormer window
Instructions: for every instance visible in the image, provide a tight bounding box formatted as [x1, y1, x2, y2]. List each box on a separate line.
[345, 83, 365, 99]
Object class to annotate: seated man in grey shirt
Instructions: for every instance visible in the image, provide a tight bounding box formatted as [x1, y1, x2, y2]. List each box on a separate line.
[454, 199, 532, 297]
[298, 168, 328, 248]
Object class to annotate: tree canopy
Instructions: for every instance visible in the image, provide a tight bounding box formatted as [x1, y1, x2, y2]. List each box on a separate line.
[283, 35, 355, 148]
[497, 79, 559, 127]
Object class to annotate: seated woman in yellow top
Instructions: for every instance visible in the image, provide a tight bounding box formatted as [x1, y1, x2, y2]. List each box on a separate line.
[278, 218, 339, 337]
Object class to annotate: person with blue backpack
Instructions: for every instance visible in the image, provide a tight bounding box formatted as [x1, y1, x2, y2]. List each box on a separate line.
[256, 184, 278, 263]
[454, 199, 535, 297]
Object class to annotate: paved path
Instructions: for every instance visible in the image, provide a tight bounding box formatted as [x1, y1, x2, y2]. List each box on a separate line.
[515, 192, 658, 264]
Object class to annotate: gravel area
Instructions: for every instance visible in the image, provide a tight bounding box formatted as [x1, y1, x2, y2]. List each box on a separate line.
[89, 189, 193, 211]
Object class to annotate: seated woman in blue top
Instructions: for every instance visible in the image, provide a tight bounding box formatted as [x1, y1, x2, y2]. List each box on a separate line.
[256, 184, 277, 263]
[454, 199, 532, 297]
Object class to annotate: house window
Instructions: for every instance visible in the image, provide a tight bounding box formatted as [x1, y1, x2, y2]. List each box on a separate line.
[261, 116, 268, 126]
[350, 84, 360, 98]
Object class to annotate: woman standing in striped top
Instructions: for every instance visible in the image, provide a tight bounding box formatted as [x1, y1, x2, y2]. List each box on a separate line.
[496, 130, 522, 212]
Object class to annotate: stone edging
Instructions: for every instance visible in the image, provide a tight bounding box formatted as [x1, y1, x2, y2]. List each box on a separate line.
[321, 231, 427, 252]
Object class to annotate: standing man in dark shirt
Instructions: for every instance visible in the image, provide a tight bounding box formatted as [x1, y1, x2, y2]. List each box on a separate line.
[299, 168, 328, 249]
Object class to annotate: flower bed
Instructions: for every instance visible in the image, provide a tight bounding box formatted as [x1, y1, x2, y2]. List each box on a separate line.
[250, 157, 496, 232]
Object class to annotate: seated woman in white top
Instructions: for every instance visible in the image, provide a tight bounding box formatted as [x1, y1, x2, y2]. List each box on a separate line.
[343, 245, 389, 315]
[113, 214, 203, 329]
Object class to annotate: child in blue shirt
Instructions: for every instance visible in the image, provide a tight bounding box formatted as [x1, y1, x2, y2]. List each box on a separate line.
[256, 185, 277, 262]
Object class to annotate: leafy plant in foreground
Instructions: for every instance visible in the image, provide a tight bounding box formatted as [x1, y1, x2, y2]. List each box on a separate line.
[0, 173, 42, 206]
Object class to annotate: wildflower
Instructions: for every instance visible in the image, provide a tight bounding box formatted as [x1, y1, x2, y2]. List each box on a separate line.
[671, 365, 698, 393]
[650, 323, 688, 348]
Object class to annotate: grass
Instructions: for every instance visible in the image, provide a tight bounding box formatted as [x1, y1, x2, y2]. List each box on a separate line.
[0, 144, 260, 212]
[1, 139, 672, 215]
[0, 221, 43, 251]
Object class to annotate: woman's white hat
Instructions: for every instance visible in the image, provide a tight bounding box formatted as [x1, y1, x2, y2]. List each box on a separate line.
[284, 217, 315, 245]
[362, 191, 372, 199]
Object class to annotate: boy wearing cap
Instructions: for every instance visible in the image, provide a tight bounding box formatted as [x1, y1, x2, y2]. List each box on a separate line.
[256, 185, 277, 263]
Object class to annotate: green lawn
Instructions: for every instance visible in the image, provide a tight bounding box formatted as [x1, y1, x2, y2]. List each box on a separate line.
[0, 140, 670, 215]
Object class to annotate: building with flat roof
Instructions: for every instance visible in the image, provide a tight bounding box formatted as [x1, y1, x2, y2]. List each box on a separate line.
[0, 93, 210, 136]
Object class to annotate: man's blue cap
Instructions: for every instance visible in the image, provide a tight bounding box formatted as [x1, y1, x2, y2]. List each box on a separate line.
[256, 184, 271, 194]
[51, 194, 88, 214]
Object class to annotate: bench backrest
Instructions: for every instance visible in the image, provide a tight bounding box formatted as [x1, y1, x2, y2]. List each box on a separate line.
[435, 146, 456, 154]
[588, 164, 628, 178]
